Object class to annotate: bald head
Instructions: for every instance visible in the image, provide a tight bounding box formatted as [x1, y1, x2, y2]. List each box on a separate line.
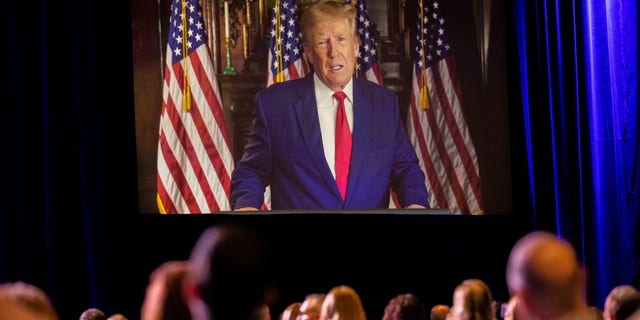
[430, 304, 449, 320]
[506, 231, 586, 318]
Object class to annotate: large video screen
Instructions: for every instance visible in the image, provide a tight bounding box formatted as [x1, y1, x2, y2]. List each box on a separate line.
[132, 0, 512, 214]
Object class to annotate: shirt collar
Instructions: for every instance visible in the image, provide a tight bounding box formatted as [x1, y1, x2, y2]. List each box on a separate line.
[313, 73, 353, 106]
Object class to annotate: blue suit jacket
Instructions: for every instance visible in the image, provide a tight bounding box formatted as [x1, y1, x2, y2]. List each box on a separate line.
[230, 75, 429, 210]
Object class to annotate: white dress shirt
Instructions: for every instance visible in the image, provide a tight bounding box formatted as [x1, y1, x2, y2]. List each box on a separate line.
[313, 73, 354, 179]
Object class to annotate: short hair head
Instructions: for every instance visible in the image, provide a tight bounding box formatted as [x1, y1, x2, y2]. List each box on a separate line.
[452, 279, 495, 320]
[141, 260, 191, 320]
[430, 304, 450, 320]
[506, 231, 585, 318]
[300, 1, 359, 45]
[80, 308, 106, 320]
[604, 286, 640, 320]
[0, 281, 59, 320]
[281, 302, 301, 320]
[188, 224, 269, 320]
[382, 293, 427, 320]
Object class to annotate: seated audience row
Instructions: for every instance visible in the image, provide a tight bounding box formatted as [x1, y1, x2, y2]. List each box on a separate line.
[2, 226, 638, 320]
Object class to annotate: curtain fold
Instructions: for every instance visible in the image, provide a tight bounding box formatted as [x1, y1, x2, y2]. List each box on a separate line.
[512, 0, 639, 306]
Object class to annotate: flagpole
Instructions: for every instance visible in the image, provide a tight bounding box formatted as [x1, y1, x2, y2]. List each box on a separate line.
[223, 1, 237, 75]
[275, 0, 284, 82]
[181, 0, 192, 111]
[419, 0, 431, 110]
[352, 0, 359, 78]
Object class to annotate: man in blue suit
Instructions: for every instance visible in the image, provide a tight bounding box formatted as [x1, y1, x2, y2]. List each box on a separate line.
[231, 1, 429, 210]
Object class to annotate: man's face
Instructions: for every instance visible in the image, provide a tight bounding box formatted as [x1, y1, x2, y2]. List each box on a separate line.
[304, 15, 359, 92]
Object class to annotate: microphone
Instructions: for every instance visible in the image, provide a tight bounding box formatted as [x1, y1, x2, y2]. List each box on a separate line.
[80, 308, 106, 320]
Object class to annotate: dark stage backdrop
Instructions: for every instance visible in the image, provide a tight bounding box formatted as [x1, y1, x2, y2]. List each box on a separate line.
[1, 0, 638, 319]
[130, 213, 532, 320]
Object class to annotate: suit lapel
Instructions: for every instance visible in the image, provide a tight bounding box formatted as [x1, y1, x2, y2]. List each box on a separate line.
[293, 76, 343, 202]
[346, 79, 373, 203]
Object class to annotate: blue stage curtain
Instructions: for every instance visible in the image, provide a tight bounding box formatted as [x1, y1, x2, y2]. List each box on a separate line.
[511, 0, 638, 307]
[0, 0, 138, 317]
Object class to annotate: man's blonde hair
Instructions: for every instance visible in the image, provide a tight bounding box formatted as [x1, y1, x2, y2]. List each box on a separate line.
[300, 1, 359, 44]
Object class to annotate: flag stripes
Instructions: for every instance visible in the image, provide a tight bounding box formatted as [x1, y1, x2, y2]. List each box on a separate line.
[408, 57, 482, 214]
[157, 0, 234, 214]
[407, 0, 483, 214]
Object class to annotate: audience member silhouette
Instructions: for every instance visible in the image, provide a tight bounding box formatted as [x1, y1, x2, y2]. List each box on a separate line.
[614, 291, 640, 320]
[79, 308, 106, 320]
[447, 278, 495, 320]
[430, 304, 450, 320]
[0, 281, 59, 320]
[592, 307, 605, 320]
[298, 293, 326, 320]
[319, 285, 367, 320]
[501, 295, 530, 320]
[382, 293, 427, 320]
[628, 309, 640, 320]
[603, 285, 639, 320]
[506, 230, 601, 320]
[251, 303, 272, 320]
[140, 260, 191, 320]
[281, 302, 301, 320]
[183, 223, 271, 320]
[106, 314, 128, 320]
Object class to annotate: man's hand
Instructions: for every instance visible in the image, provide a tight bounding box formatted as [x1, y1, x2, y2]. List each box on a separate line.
[234, 207, 259, 211]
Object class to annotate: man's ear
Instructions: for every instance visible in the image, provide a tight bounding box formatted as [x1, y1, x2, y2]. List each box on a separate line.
[302, 45, 312, 65]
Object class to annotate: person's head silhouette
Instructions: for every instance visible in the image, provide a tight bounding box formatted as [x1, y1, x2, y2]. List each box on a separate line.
[184, 223, 270, 320]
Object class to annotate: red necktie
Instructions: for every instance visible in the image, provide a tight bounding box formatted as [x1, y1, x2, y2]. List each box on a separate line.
[333, 91, 351, 200]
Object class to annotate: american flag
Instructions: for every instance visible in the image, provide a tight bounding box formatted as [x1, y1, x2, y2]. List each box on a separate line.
[266, 0, 309, 86]
[406, 0, 483, 214]
[156, 0, 235, 213]
[353, 0, 384, 85]
[349, 0, 402, 208]
[263, 0, 310, 209]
